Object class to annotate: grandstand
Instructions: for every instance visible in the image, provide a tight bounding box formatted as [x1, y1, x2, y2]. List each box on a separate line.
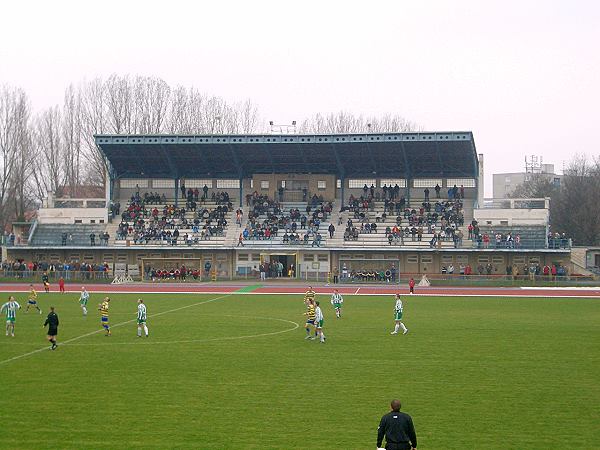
[3, 131, 572, 280]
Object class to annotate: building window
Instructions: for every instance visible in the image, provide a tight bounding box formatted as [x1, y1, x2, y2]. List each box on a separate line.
[317, 180, 326, 190]
[238, 254, 249, 261]
[407, 255, 418, 263]
[304, 254, 315, 262]
[336, 179, 341, 189]
[260, 180, 269, 190]
[348, 179, 376, 189]
[477, 256, 490, 263]
[317, 254, 328, 261]
[413, 179, 442, 188]
[281, 180, 286, 188]
[216, 179, 240, 189]
[250, 179, 254, 189]
[152, 179, 175, 189]
[120, 179, 148, 188]
[185, 179, 213, 188]
[446, 178, 476, 188]
[505, 176, 511, 183]
[441, 255, 453, 263]
[380, 179, 406, 188]
[420, 255, 433, 263]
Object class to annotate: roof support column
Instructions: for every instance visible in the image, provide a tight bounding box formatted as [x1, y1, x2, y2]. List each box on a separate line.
[330, 143, 345, 205]
[400, 141, 411, 205]
[174, 178, 179, 208]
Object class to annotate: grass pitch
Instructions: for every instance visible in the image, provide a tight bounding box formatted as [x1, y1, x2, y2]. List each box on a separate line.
[0, 291, 599, 449]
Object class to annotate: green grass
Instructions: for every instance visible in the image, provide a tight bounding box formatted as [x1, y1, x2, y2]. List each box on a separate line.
[0, 292, 599, 449]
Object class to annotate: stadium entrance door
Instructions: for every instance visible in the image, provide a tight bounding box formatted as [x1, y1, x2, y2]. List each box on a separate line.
[261, 253, 297, 278]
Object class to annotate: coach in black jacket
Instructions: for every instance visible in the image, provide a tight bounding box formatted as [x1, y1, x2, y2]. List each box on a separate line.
[377, 399, 417, 450]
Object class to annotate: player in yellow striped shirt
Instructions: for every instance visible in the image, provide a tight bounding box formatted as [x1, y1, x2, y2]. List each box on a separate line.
[26, 285, 42, 314]
[98, 297, 111, 336]
[303, 298, 316, 340]
[304, 286, 316, 303]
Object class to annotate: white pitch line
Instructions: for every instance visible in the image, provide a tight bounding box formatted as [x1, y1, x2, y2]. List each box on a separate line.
[354, 287, 360, 295]
[63, 316, 300, 346]
[0, 293, 232, 366]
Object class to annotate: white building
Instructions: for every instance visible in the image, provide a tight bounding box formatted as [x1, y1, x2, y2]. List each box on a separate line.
[493, 163, 562, 199]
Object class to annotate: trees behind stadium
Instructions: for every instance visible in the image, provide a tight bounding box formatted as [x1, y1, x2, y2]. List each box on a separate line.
[511, 156, 600, 246]
[0, 75, 418, 232]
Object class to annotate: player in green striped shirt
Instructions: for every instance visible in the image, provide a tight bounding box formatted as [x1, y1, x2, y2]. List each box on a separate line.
[136, 299, 148, 337]
[330, 289, 344, 318]
[2, 296, 21, 337]
[79, 287, 89, 316]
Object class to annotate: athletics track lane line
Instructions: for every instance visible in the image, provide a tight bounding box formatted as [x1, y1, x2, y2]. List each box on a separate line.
[0, 293, 232, 366]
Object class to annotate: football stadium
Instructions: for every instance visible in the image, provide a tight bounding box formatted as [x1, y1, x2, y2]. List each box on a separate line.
[1, 131, 599, 449]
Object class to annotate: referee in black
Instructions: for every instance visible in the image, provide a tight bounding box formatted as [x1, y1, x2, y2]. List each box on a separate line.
[377, 399, 417, 450]
[43, 306, 59, 350]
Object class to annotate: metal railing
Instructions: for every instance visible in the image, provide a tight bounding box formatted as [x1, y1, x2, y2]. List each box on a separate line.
[0, 269, 112, 281]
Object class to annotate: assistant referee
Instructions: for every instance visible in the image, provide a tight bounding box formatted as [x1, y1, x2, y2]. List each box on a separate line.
[376, 399, 417, 450]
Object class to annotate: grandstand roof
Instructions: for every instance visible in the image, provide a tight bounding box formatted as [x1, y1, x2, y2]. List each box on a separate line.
[95, 132, 478, 180]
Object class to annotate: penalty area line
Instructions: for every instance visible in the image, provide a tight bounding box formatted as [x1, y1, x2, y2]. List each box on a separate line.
[0, 293, 232, 366]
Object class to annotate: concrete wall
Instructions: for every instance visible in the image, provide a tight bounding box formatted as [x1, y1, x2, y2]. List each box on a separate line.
[474, 206, 549, 226]
[115, 178, 240, 203]
[250, 174, 336, 202]
[6, 247, 571, 279]
[37, 208, 108, 224]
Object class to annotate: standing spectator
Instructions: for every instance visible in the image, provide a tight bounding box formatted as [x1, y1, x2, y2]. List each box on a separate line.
[434, 183, 441, 198]
[204, 260, 212, 279]
[180, 180, 186, 199]
[237, 233, 244, 247]
[460, 184, 465, 199]
[424, 187, 429, 201]
[278, 185, 284, 202]
[332, 266, 339, 284]
[408, 277, 415, 294]
[259, 263, 266, 281]
[328, 223, 335, 238]
[202, 184, 209, 200]
[89, 233, 95, 246]
[376, 399, 417, 450]
[61, 233, 67, 246]
[43, 306, 59, 350]
[58, 277, 65, 294]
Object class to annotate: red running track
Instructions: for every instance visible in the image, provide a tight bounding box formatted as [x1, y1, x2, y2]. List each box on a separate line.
[0, 283, 599, 298]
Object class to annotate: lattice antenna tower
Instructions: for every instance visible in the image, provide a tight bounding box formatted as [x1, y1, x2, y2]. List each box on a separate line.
[525, 155, 543, 174]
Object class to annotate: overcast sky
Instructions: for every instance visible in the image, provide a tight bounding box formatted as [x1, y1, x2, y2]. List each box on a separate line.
[1, 0, 599, 196]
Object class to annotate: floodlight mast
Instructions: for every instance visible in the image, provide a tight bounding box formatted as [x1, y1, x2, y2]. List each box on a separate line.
[269, 120, 297, 134]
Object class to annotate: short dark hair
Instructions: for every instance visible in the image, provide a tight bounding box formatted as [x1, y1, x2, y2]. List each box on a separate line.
[390, 399, 401, 411]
